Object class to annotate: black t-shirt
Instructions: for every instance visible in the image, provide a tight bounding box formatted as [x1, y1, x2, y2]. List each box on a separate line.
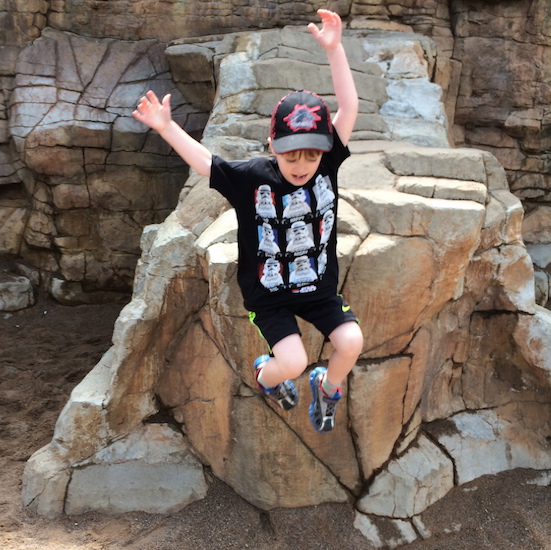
[210, 132, 350, 311]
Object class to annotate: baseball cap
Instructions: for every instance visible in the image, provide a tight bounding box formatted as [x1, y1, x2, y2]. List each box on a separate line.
[270, 90, 333, 154]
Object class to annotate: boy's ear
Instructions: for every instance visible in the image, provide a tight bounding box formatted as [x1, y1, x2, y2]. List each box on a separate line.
[267, 137, 275, 154]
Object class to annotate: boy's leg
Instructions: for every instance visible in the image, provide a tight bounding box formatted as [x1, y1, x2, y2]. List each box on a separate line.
[309, 321, 363, 433]
[293, 295, 362, 387]
[250, 307, 307, 409]
[254, 334, 307, 411]
[257, 333, 308, 388]
[326, 320, 364, 386]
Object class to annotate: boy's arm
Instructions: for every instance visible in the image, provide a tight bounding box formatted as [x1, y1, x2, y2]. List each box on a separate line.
[133, 91, 212, 177]
[309, 10, 359, 146]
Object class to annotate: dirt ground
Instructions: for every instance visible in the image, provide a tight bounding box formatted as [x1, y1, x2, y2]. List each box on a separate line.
[1, 293, 551, 550]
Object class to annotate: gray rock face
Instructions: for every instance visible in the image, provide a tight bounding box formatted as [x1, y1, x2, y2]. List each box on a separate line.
[2, 28, 202, 298]
[20, 27, 551, 550]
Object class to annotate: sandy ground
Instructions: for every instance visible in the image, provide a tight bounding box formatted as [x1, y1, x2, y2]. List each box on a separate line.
[1, 293, 551, 550]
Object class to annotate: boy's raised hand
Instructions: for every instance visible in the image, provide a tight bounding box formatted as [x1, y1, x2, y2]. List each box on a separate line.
[308, 9, 342, 51]
[133, 90, 172, 133]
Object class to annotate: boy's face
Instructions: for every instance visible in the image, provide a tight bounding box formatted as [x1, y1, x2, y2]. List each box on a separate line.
[269, 141, 323, 186]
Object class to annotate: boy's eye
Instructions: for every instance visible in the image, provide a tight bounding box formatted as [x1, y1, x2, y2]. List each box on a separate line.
[279, 151, 321, 162]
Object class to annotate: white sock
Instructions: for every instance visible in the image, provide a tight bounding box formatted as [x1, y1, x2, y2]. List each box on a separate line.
[321, 373, 340, 397]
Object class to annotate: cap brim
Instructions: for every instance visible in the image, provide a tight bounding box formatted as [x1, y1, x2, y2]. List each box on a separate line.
[271, 133, 333, 154]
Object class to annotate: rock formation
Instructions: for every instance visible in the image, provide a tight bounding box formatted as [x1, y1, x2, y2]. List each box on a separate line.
[1, 26, 200, 302]
[20, 26, 551, 549]
[449, 2, 551, 310]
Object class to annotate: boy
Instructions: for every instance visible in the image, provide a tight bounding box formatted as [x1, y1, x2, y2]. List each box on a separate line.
[133, 9, 363, 433]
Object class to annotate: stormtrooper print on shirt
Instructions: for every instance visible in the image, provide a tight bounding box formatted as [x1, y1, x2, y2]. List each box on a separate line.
[254, 180, 333, 294]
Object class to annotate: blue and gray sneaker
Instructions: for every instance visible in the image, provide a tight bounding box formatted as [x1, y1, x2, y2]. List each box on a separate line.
[254, 355, 298, 411]
[309, 366, 341, 433]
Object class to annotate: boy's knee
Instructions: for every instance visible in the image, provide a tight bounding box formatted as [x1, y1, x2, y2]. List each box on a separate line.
[284, 355, 309, 379]
[272, 334, 308, 378]
[277, 350, 308, 379]
[333, 323, 363, 357]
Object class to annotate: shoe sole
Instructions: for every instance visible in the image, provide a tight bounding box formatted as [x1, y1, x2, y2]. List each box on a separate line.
[277, 381, 298, 410]
[309, 367, 335, 433]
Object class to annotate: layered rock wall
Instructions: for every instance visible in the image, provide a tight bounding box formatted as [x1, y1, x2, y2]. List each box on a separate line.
[449, 1, 551, 306]
[1, 19, 206, 300]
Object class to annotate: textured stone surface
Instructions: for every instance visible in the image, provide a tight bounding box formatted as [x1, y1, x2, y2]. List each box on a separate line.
[357, 435, 454, 518]
[2, 29, 197, 297]
[349, 357, 412, 479]
[0, 21, 447, 302]
[427, 409, 551, 485]
[64, 424, 207, 515]
[354, 513, 419, 549]
[0, 272, 34, 311]
[447, 1, 551, 305]
[22, 72, 551, 549]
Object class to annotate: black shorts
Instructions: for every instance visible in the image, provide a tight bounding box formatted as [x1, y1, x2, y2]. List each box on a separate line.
[249, 294, 359, 351]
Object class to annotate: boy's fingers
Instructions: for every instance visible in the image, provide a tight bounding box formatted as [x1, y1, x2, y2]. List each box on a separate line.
[146, 90, 160, 105]
[318, 9, 339, 25]
[134, 101, 144, 115]
[308, 22, 319, 36]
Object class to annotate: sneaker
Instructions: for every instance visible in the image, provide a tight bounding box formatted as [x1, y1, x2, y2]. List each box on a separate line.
[254, 355, 298, 411]
[309, 366, 341, 433]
